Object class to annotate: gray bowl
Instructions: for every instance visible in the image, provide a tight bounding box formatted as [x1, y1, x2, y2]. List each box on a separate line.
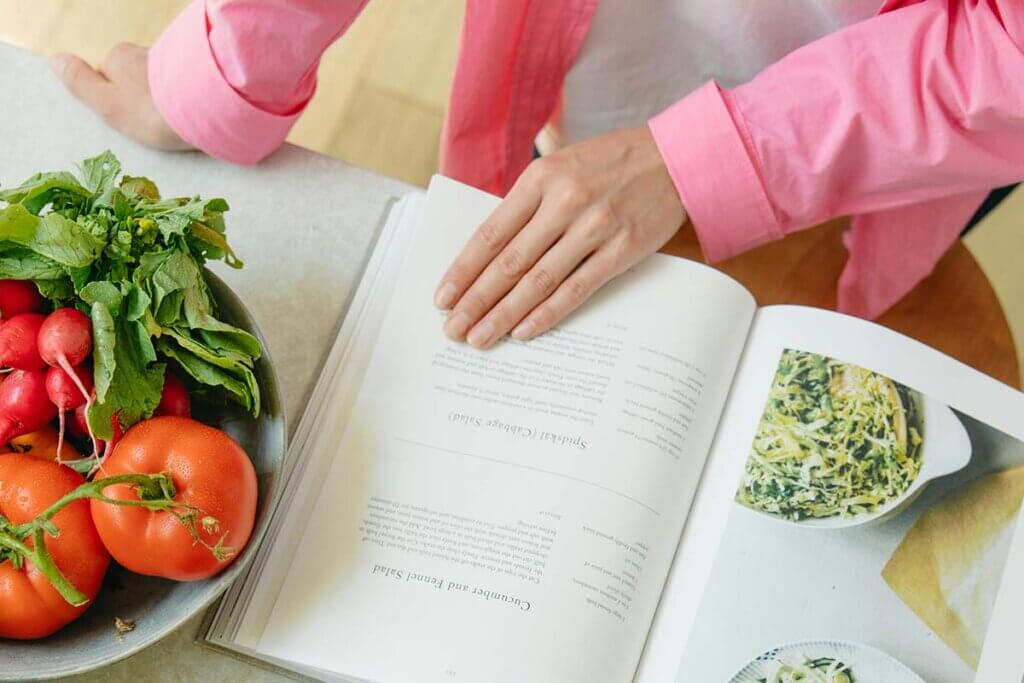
[0, 271, 287, 681]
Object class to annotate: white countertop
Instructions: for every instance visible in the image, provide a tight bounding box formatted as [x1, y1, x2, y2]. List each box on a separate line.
[0, 40, 414, 682]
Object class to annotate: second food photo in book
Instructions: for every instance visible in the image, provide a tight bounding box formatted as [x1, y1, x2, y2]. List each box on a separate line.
[677, 348, 1024, 683]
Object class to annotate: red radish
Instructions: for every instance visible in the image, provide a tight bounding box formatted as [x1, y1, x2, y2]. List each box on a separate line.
[80, 413, 123, 477]
[72, 401, 119, 466]
[38, 307, 97, 460]
[0, 369, 58, 443]
[46, 365, 93, 463]
[45, 365, 92, 411]
[71, 403, 90, 439]
[38, 308, 92, 370]
[155, 373, 191, 417]
[37, 306, 93, 410]
[0, 280, 44, 319]
[0, 313, 46, 370]
[99, 415, 123, 466]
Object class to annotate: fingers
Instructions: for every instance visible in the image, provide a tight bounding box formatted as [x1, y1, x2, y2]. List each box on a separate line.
[50, 53, 115, 122]
[461, 235, 590, 348]
[98, 42, 145, 81]
[435, 128, 685, 350]
[51, 45, 192, 153]
[512, 244, 626, 342]
[434, 175, 541, 311]
[458, 209, 622, 349]
[442, 199, 582, 343]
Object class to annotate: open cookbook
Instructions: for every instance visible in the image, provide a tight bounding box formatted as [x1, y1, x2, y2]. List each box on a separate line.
[202, 176, 1024, 683]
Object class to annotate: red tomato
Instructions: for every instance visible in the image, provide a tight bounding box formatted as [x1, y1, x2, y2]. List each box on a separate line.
[90, 416, 257, 581]
[0, 455, 110, 639]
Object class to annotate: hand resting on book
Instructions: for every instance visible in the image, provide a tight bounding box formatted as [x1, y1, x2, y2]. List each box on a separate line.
[434, 127, 687, 349]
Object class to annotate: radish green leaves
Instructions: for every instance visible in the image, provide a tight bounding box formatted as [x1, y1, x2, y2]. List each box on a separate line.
[0, 151, 261, 439]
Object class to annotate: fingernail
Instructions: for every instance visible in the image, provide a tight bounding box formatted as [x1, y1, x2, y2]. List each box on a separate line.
[50, 53, 68, 77]
[511, 320, 535, 341]
[444, 311, 472, 340]
[467, 321, 495, 348]
[434, 282, 457, 309]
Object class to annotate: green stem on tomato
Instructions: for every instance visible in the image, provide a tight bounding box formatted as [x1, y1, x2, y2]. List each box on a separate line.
[0, 522, 89, 606]
[3, 473, 229, 608]
[13, 473, 193, 539]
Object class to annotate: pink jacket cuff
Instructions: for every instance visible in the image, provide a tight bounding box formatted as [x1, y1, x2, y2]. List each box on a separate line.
[148, 0, 301, 165]
[648, 81, 782, 264]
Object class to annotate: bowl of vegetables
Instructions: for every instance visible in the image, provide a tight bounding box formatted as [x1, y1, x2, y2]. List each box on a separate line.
[735, 350, 972, 529]
[0, 152, 285, 680]
[730, 639, 926, 682]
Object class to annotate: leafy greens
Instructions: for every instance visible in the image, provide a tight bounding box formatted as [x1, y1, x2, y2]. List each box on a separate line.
[0, 151, 261, 438]
[736, 349, 923, 521]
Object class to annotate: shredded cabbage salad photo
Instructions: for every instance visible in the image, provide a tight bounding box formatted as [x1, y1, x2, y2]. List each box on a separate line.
[736, 349, 924, 521]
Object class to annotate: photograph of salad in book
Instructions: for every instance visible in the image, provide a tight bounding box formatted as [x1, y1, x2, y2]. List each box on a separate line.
[677, 347, 1024, 682]
[737, 350, 926, 523]
[200, 176, 1024, 683]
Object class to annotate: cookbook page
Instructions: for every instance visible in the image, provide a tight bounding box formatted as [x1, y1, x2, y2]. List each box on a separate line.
[647, 305, 1024, 683]
[211, 193, 427, 648]
[254, 176, 756, 683]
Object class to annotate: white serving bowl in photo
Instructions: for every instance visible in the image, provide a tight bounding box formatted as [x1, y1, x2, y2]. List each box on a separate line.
[729, 639, 926, 683]
[749, 395, 972, 530]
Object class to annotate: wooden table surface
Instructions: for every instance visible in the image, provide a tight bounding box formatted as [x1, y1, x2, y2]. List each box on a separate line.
[661, 219, 1021, 389]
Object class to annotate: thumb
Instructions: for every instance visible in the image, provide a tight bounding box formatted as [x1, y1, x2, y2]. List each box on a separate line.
[50, 53, 115, 117]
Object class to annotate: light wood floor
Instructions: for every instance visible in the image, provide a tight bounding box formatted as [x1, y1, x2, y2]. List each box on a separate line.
[1, 0, 1021, 373]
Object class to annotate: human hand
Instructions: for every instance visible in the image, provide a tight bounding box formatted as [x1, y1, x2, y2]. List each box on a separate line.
[50, 43, 193, 152]
[434, 127, 686, 349]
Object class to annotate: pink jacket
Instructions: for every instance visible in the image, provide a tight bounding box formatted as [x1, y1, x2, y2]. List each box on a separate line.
[149, 0, 1024, 319]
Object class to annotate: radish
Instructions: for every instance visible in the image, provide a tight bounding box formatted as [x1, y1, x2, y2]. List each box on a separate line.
[45, 365, 92, 411]
[46, 365, 93, 463]
[0, 369, 58, 443]
[71, 403, 90, 439]
[0, 313, 46, 370]
[100, 415, 123, 464]
[37, 307, 93, 402]
[79, 411, 123, 477]
[38, 308, 97, 457]
[63, 404, 123, 475]
[71, 401, 120, 464]
[0, 280, 44, 320]
[155, 373, 191, 417]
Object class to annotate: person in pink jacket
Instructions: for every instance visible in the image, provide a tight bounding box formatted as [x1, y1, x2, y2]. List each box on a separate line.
[52, 0, 1024, 350]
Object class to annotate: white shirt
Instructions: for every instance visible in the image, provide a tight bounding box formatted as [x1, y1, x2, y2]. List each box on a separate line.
[539, 0, 882, 151]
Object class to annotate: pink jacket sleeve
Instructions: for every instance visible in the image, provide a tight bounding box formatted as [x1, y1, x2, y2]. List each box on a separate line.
[148, 0, 369, 164]
[649, 0, 1024, 264]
